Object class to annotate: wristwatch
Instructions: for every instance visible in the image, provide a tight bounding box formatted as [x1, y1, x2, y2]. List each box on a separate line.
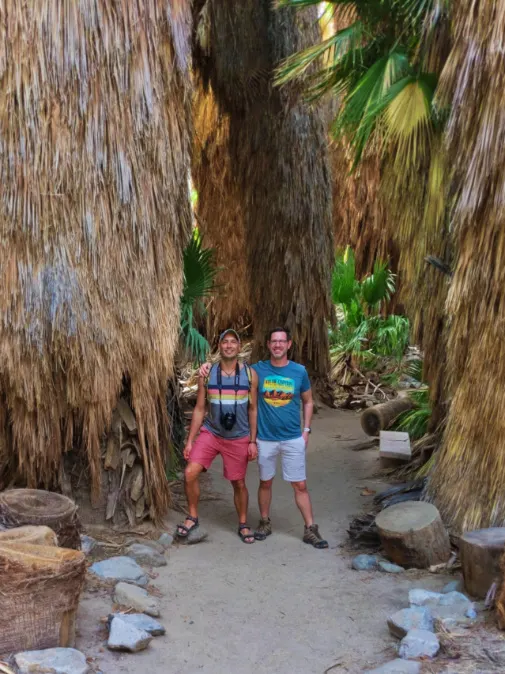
[303, 427, 311, 434]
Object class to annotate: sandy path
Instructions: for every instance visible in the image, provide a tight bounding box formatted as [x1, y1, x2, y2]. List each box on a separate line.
[78, 408, 450, 673]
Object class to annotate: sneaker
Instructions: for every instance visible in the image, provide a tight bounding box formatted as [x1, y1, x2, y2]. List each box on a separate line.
[303, 524, 328, 549]
[254, 517, 272, 541]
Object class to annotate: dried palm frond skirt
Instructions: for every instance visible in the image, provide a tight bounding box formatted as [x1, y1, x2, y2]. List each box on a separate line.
[0, 542, 86, 654]
[0, 525, 57, 547]
[0, 490, 81, 549]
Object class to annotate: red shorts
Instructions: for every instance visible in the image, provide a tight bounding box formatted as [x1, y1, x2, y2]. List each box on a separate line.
[189, 428, 249, 481]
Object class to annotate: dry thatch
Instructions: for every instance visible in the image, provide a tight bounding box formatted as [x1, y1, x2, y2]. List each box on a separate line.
[427, 0, 505, 531]
[0, 1, 193, 520]
[193, 0, 334, 376]
[192, 81, 251, 334]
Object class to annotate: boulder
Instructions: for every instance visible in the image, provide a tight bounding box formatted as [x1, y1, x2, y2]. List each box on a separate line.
[442, 579, 464, 594]
[408, 589, 443, 606]
[158, 533, 174, 549]
[378, 560, 404, 574]
[126, 543, 167, 567]
[107, 616, 152, 652]
[114, 582, 161, 617]
[89, 556, 149, 585]
[108, 613, 165, 636]
[387, 607, 434, 639]
[80, 535, 96, 556]
[14, 648, 89, 674]
[398, 629, 440, 660]
[352, 554, 380, 571]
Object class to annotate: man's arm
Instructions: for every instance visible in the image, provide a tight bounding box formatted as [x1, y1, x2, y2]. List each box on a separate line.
[183, 377, 207, 460]
[247, 370, 258, 460]
[301, 388, 313, 447]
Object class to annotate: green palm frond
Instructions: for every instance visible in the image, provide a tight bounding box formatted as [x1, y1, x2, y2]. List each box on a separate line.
[331, 247, 358, 306]
[361, 260, 396, 307]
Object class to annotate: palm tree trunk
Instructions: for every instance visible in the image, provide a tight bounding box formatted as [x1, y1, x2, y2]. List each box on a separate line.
[426, 0, 505, 531]
[194, 0, 334, 377]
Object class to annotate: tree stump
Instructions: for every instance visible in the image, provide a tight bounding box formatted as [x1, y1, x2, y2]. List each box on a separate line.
[375, 501, 450, 568]
[0, 489, 81, 549]
[361, 398, 414, 436]
[459, 528, 505, 599]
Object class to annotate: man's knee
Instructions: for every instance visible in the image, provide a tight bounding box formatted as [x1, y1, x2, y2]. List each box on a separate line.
[291, 480, 307, 493]
[185, 462, 203, 483]
[259, 478, 274, 489]
[231, 478, 247, 491]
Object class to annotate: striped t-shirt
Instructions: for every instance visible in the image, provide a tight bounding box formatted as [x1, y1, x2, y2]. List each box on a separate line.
[203, 363, 251, 439]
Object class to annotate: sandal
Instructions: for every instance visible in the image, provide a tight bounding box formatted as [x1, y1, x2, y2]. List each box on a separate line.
[176, 515, 199, 539]
[303, 524, 328, 549]
[238, 523, 255, 544]
[254, 517, 272, 541]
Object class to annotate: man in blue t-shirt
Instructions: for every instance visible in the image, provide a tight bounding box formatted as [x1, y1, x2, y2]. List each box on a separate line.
[200, 327, 327, 549]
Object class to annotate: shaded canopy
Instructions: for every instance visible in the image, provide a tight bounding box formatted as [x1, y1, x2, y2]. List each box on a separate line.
[0, 0, 193, 519]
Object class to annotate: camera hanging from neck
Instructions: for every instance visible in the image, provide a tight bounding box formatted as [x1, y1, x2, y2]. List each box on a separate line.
[217, 362, 240, 431]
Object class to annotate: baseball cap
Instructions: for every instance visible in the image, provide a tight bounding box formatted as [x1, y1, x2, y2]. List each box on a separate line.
[219, 328, 240, 343]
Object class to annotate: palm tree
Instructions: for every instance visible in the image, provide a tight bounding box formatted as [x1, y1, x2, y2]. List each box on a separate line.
[0, 1, 193, 521]
[193, 0, 334, 378]
[277, 0, 451, 421]
[426, 0, 505, 531]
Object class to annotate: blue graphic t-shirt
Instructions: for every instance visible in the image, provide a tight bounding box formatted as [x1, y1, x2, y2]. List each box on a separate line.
[252, 360, 311, 441]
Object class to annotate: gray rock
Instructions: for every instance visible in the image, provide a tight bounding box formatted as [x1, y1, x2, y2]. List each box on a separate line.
[108, 613, 165, 636]
[442, 579, 464, 594]
[158, 533, 174, 549]
[126, 543, 167, 567]
[387, 607, 434, 639]
[114, 582, 160, 617]
[89, 556, 149, 585]
[439, 591, 471, 607]
[364, 659, 421, 674]
[80, 535, 96, 556]
[107, 616, 152, 652]
[128, 538, 165, 554]
[187, 527, 208, 544]
[352, 554, 380, 571]
[408, 589, 443, 606]
[398, 629, 440, 660]
[15, 648, 89, 674]
[379, 560, 404, 574]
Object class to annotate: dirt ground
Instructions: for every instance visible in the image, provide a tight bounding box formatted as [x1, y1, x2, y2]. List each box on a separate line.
[76, 408, 491, 674]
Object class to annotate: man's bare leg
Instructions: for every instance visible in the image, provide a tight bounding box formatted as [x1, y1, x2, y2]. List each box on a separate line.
[291, 480, 314, 526]
[231, 479, 254, 542]
[177, 462, 204, 534]
[258, 478, 274, 519]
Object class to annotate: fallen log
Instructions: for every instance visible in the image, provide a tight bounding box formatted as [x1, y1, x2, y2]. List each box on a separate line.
[361, 398, 414, 437]
[459, 527, 505, 599]
[375, 501, 450, 568]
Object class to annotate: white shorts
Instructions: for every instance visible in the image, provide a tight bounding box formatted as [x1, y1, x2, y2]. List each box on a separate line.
[257, 437, 306, 482]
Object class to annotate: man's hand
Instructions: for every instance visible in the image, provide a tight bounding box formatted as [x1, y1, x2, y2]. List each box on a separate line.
[198, 362, 212, 378]
[248, 442, 258, 462]
[302, 431, 310, 448]
[183, 440, 193, 461]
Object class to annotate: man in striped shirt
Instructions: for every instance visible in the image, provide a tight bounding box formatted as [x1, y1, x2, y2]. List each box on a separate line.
[176, 329, 258, 544]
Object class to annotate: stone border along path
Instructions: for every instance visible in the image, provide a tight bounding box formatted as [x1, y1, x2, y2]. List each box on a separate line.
[68, 407, 492, 674]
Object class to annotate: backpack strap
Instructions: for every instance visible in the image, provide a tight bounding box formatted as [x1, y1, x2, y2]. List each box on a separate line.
[243, 363, 252, 391]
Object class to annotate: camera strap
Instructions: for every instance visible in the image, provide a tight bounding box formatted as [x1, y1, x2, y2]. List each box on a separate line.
[217, 362, 240, 420]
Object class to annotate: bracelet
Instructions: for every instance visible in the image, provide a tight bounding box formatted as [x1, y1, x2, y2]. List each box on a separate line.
[249, 440, 257, 444]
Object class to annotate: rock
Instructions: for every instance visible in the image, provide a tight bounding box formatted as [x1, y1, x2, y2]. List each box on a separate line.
[398, 629, 440, 660]
[114, 582, 160, 617]
[126, 543, 167, 567]
[387, 607, 434, 639]
[107, 616, 152, 652]
[187, 527, 208, 544]
[15, 648, 89, 674]
[408, 589, 443, 606]
[129, 538, 165, 554]
[364, 660, 421, 674]
[158, 533, 174, 549]
[352, 554, 380, 571]
[379, 560, 405, 574]
[108, 613, 165, 636]
[80, 535, 96, 555]
[439, 591, 471, 606]
[442, 579, 464, 594]
[89, 556, 149, 585]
